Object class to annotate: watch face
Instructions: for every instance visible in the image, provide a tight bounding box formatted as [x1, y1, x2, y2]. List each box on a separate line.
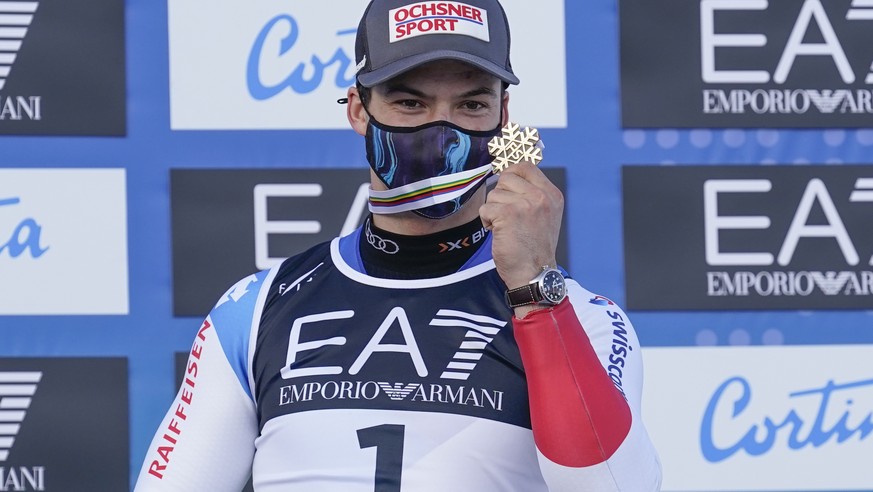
[541, 270, 566, 304]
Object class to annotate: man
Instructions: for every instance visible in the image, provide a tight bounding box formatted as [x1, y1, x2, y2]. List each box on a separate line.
[135, 0, 662, 490]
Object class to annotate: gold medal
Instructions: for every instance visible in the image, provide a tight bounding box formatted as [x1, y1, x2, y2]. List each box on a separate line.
[488, 122, 544, 174]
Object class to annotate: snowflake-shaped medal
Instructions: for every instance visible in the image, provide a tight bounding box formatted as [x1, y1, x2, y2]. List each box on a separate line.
[487, 122, 544, 174]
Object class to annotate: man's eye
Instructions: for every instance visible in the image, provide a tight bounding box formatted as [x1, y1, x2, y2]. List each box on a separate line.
[462, 101, 486, 110]
[398, 100, 422, 108]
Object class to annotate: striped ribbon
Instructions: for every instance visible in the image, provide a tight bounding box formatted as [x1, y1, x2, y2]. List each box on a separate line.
[369, 164, 493, 214]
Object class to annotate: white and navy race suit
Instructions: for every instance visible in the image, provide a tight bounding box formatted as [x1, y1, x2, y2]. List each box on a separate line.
[136, 224, 662, 491]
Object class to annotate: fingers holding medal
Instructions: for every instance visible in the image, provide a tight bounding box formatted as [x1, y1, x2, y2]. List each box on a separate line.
[481, 122, 563, 291]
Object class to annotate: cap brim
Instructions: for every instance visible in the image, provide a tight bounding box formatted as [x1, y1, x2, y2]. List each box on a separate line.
[357, 49, 520, 87]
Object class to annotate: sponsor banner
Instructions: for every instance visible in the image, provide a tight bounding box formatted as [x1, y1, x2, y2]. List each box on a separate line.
[167, 0, 566, 129]
[170, 168, 567, 317]
[620, 0, 873, 127]
[642, 345, 873, 491]
[0, 358, 129, 492]
[0, 0, 125, 135]
[623, 165, 873, 310]
[0, 169, 128, 315]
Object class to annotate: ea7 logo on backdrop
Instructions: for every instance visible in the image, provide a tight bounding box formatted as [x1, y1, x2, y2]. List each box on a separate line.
[704, 177, 873, 300]
[623, 165, 873, 310]
[0, 359, 129, 491]
[0, 1, 41, 122]
[171, 169, 372, 316]
[0, 0, 125, 135]
[0, 372, 44, 491]
[620, 0, 873, 127]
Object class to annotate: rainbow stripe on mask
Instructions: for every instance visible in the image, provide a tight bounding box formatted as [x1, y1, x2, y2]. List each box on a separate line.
[369, 164, 492, 214]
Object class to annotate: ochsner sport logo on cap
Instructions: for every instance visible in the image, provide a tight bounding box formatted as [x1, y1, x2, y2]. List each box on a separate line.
[389, 2, 489, 43]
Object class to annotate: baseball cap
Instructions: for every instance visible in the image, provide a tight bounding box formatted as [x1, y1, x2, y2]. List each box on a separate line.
[355, 0, 519, 87]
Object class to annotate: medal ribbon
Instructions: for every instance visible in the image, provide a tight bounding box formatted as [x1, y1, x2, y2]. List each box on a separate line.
[368, 164, 492, 215]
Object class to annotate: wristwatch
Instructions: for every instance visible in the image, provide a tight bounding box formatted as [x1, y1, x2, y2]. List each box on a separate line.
[505, 266, 567, 308]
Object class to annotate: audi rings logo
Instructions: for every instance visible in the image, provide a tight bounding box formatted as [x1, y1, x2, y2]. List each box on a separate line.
[366, 222, 399, 254]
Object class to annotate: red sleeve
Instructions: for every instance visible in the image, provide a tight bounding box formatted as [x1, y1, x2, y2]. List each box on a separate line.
[513, 298, 632, 467]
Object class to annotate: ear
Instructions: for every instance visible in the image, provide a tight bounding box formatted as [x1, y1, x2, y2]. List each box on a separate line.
[347, 87, 369, 136]
[500, 90, 510, 127]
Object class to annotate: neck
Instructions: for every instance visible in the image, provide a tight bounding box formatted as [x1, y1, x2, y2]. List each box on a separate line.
[360, 214, 489, 279]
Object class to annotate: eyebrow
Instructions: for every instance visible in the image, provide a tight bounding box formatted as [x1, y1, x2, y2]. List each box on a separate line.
[459, 87, 498, 99]
[382, 83, 427, 99]
[381, 84, 498, 99]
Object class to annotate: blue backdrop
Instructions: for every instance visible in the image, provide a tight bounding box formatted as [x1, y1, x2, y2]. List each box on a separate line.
[1, 0, 871, 490]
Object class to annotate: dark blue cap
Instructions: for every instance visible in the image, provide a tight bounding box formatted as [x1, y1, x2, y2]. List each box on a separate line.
[355, 0, 519, 87]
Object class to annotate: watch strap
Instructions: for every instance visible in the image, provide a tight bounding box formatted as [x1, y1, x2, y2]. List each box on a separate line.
[505, 283, 540, 308]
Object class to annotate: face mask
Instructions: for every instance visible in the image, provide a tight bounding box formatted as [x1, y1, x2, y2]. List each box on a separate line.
[365, 117, 501, 219]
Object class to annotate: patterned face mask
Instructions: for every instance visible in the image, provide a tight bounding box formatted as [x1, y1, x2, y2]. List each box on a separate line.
[365, 116, 500, 219]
